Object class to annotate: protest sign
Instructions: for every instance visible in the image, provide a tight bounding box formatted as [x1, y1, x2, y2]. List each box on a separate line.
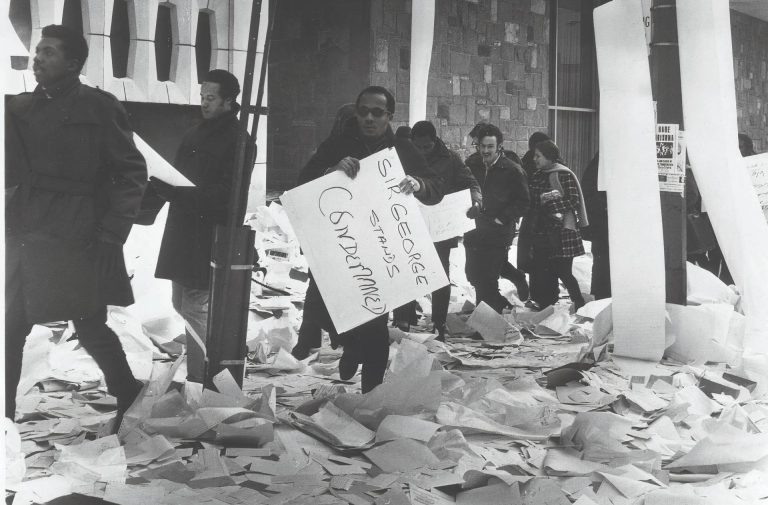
[746, 153, 768, 222]
[281, 148, 449, 333]
[418, 189, 475, 242]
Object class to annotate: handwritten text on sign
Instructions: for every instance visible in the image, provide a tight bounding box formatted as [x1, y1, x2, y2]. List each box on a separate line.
[282, 148, 449, 333]
[747, 152, 768, 223]
[418, 189, 475, 242]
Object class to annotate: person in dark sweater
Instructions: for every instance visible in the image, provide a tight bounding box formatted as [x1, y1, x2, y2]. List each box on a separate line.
[391, 121, 482, 340]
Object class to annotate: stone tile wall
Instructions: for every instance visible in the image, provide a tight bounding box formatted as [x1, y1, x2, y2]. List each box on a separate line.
[371, 0, 549, 159]
[732, 10, 768, 153]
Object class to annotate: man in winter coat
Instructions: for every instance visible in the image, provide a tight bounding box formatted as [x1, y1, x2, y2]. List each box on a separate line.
[391, 120, 481, 340]
[5, 25, 147, 422]
[152, 70, 249, 384]
[295, 86, 443, 393]
[464, 124, 530, 313]
[466, 123, 529, 301]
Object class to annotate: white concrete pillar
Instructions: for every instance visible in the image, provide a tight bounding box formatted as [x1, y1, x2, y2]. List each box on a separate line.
[409, 0, 435, 124]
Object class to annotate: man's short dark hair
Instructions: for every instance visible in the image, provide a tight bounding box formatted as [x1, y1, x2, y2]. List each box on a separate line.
[476, 124, 503, 145]
[41, 25, 88, 73]
[411, 120, 436, 141]
[469, 122, 487, 140]
[204, 69, 241, 101]
[356, 86, 395, 114]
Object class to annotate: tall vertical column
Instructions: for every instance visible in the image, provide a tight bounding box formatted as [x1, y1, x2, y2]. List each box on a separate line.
[649, 0, 686, 305]
[409, 0, 435, 125]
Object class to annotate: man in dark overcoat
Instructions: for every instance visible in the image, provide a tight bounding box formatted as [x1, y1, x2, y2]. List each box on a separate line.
[151, 70, 249, 384]
[5, 25, 147, 421]
[294, 86, 443, 393]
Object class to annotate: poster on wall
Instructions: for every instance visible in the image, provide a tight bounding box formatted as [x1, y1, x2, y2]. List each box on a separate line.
[281, 148, 449, 334]
[656, 124, 685, 194]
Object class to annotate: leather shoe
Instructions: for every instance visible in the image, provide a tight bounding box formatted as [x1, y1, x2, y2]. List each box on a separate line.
[393, 320, 410, 332]
[524, 300, 543, 311]
[434, 323, 446, 342]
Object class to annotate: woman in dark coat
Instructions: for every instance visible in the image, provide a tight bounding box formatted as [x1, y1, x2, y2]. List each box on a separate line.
[527, 140, 588, 310]
[518, 131, 559, 309]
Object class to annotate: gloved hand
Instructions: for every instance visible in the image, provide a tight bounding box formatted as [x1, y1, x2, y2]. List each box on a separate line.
[466, 203, 481, 219]
[150, 176, 177, 202]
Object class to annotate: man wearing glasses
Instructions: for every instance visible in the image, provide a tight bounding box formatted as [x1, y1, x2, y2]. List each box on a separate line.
[296, 86, 443, 393]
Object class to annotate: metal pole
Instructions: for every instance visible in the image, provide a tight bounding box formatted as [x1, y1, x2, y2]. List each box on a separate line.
[649, 0, 686, 305]
[205, 0, 264, 389]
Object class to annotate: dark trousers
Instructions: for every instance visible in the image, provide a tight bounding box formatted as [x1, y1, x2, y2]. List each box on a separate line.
[529, 262, 559, 308]
[464, 243, 511, 313]
[298, 274, 388, 393]
[531, 250, 585, 308]
[590, 238, 612, 300]
[295, 275, 339, 352]
[6, 261, 139, 419]
[393, 241, 452, 327]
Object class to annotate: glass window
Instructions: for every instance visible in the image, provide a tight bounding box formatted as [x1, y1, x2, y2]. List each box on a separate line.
[155, 4, 174, 82]
[9, 0, 31, 70]
[549, 0, 599, 178]
[111, 0, 130, 78]
[196, 11, 213, 83]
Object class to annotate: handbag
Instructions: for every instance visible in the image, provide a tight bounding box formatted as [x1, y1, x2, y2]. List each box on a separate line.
[686, 211, 717, 254]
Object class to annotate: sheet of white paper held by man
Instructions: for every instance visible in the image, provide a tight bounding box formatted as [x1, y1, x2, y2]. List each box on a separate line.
[281, 148, 449, 334]
[133, 133, 195, 187]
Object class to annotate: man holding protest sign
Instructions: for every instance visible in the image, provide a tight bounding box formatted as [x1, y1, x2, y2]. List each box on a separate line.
[295, 86, 443, 393]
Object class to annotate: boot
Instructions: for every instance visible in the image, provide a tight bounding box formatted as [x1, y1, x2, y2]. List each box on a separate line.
[433, 323, 446, 342]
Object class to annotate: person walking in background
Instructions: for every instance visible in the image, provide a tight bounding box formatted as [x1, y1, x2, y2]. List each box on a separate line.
[5, 25, 147, 425]
[391, 121, 482, 340]
[463, 124, 530, 313]
[466, 122, 530, 301]
[526, 140, 589, 311]
[518, 132, 559, 310]
[581, 153, 611, 300]
[152, 70, 250, 385]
